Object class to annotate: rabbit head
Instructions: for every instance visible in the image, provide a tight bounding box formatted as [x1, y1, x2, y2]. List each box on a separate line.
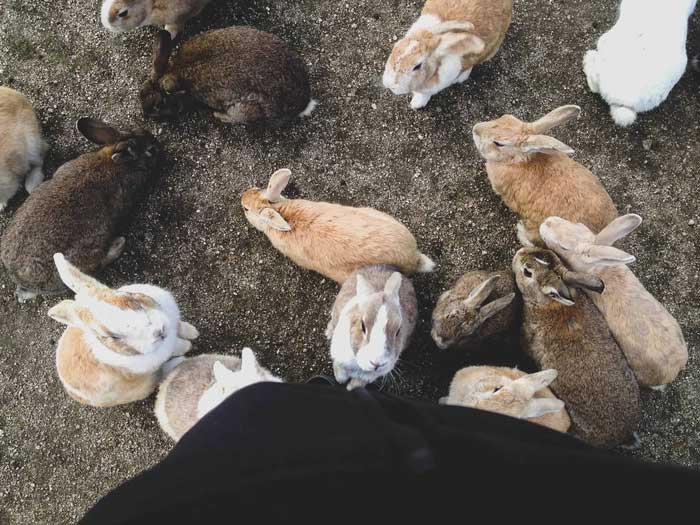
[197, 348, 281, 418]
[540, 215, 640, 273]
[101, 0, 152, 32]
[441, 367, 565, 420]
[140, 31, 191, 121]
[241, 168, 292, 233]
[48, 254, 175, 356]
[512, 248, 604, 306]
[431, 275, 515, 350]
[77, 117, 162, 170]
[383, 23, 485, 95]
[472, 105, 580, 163]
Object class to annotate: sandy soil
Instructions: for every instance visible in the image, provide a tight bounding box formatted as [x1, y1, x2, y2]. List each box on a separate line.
[0, 0, 698, 522]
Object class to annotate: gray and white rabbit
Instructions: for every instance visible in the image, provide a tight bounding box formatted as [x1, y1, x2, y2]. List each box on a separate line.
[326, 265, 418, 390]
[1, 118, 162, 302]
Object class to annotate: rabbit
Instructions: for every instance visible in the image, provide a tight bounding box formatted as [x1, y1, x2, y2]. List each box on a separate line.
[140, 28, 316, 126]
[383, 0, 512, 109]
[48, 254, 199, 408]
[440, 367, 571, 433]
[431, 270, 519, 350]
[583, 0, 697, 127]
[513, 247, 640, 448]
[0, 87, 48, 211]
[472, 105, 618, 247]
[540, 215, 688, 388]
[101, 0, 211, 38]
[326, 265, 418, 390]
[242, 169, 435, 284]
[0, 117, 162, 303]
[155, 348, 282, 441]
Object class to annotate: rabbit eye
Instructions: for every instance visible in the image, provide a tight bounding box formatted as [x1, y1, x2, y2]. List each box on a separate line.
[118, 9, 129, 18]
[494, 141, 506, 148]
[361, 320, 367, 335]
[493, 386, 502, 393]
[523, 267, 533, 278]
[413, 63, 422, 71]
[395, 327, 401, 337]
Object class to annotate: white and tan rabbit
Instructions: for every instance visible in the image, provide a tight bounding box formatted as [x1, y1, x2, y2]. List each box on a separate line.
[583, 0, 697, 126]
[101, 0, 211, 38]
[1, 117, 162, 302]
[155, 348, 282, 441]
[48, 254, 199, 408]
[431, 271, 518, 350]
[472, 105, 617, 247]
[440, 367, 571, 433]
[0, 87, 47, 211]
[513, 247, 640, 448]
[242, 169, 435, 284]
[541, 215, 687, 388]
[326, 265, 418, 390]
[383, 0, 512, 109]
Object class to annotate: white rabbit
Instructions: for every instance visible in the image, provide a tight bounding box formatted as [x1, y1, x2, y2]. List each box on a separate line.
[540, 215, 688, 388]
[48, 254, 199, 407]
[440, 366, 571, 433]
[155, 349, 282, 441]
[101, 0, 211, 38]
[583, 0, 697, 126]
[0, 87, 47, 211]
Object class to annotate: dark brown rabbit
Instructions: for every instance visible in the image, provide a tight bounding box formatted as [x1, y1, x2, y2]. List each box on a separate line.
[0, 118, 162, 302]
[140, 28, 316, 126]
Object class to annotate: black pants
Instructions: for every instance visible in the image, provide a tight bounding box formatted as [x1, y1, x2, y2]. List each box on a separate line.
[83, 383, 699, 523]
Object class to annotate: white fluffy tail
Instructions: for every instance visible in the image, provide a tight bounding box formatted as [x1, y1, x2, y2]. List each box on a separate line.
[417, 253, 436, 273]
[299, 99, 318, 118]
[610, 105, 637, 127]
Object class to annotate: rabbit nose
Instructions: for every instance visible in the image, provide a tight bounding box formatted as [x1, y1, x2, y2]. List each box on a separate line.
[370, 360, 384, 370]
[154, 329, 166, 341]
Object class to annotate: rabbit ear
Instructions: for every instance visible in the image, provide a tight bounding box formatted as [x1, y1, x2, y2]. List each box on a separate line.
[384, 272, 403, 299]
[76, 118, 121, 145]
[356, 275, 374, 299]
[153, 30, 173, 81]
[521, 398, 565, 419]
[435, 32, 485, 57]
[479, 293, 515, 321]
[240, 348, 259, 375]
[53, 253, 110, 296]
[530, 105, 581, 134]
[520, 135, 574, 156]
[465, 275, 500, 308]
[541, 285, 574, 306]
[562, 271, 605, 294]
[212, 361, 236, 384]
[258, 208, 291, 232]
[595, 214, 643, 246]
[586, 245, 636, 266]
[510, 369, 558, 398]
[262, 169, 291, 202]
[48, 300, 86, 328]
[433, 21, 476, 34]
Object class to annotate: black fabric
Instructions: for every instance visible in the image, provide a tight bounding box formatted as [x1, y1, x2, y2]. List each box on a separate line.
[82, 383, 699, 523]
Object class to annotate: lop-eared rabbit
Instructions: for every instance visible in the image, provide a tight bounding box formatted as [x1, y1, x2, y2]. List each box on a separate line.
[441, 366, 571, 433]
[48, 254, 199, 407]
[155, 348, 282, 441]
[584, 0, 697, 126]
[1, 118, 161, 302]
[383, 0, 512, 109]
[0, 87, 47, 211]
[472, 105, 617, 246]
[513, 247, 640, 448]
[140, 28, 316, 126]
[431, 270, 518, 350]
[326, 265, 418, 390]
[242, 169, 435, 284]
[101, 0, 211, 37]
[541, 215, 687, 388]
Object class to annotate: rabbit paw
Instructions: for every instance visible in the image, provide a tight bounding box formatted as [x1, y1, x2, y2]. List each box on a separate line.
[25, 167, 45, 193]
[410, 92, 431, 110]
[173, 338, 192, 357]
[347, 378, 367, 391]
[178, 321, 199, 341]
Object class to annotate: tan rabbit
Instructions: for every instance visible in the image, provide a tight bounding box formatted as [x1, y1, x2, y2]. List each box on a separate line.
[48, 254, 199, 408]
[0, 87, 47, 211]
[155, 349, 282, 441]
[101, 0, 211, 38]
[472, 105, 618, 246]
[241, 169, 435, 284]
[513, 247, 640, 447]
[431, 271, 518, 350]
[541, 215, 687, 388]
[383, 0, 512, 109]
[440, 367, 571, 433]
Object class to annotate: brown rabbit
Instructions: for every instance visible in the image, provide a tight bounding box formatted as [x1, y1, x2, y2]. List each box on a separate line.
[241, 169, 435, 284]
[1, 118, 161, 302]
[513, 247, 640, 448]
[472, 105, 617, 246]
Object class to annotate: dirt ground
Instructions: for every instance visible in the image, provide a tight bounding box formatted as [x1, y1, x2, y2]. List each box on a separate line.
[0, 0, 698, 522]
